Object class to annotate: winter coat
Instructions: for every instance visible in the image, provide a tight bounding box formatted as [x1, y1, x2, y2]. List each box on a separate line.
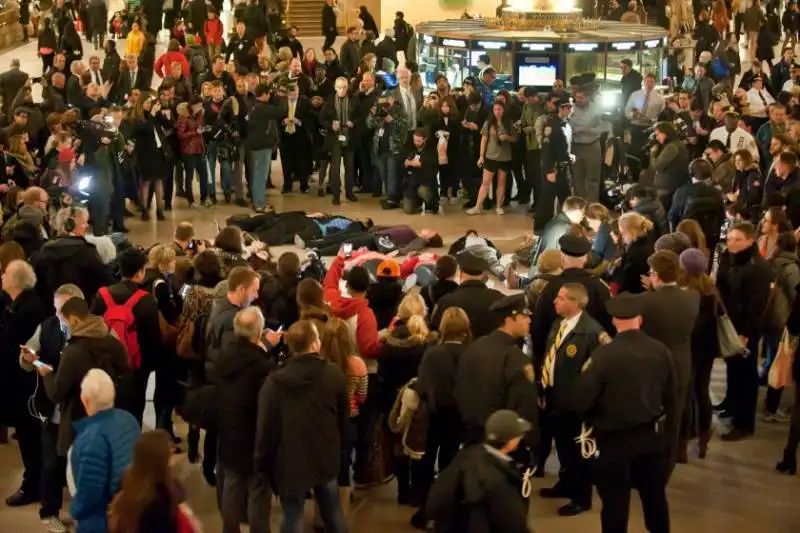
[43, 316, 133, 455]
[416, 341, 467, 413]
[716, 243, 775, 340]
[367, 279, 404, 330]
[254, 355, 348, 498]
[69, 408, 140, 533]
[154, 50, 190, 79]
[204, 297, 241, 384]
[176, 113, 205, 154]
[377, 320, 437, 413]
[217, 338, 275, 473]
[613, 232, 656, 294]
[260, 274, 300, 330]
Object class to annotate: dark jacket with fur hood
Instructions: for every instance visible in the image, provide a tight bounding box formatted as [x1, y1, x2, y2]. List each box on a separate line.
[377, 319, 438, 414]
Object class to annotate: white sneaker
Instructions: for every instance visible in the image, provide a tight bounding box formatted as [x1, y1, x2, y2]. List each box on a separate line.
[42, 517, 67, 533]
[496, 207, 505, 215]
[293, 234, 306, 248]
[465, 207, 482, 216]
[763, 411, 791, 423]
[449, 197, 459, 205]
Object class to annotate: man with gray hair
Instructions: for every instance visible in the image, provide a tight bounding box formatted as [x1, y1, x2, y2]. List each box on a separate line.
[391, 66, 420, 131]
[0, 57, 29, 114]
[217, 306, 276, 533]
[19, 284, 84, 530]
[1, 259, 48, 508]
[68, 369, 139, 533]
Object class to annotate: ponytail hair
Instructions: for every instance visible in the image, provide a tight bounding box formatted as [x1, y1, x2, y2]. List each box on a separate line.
[406, 314, 430, 343]
[619, 211, 654, 240]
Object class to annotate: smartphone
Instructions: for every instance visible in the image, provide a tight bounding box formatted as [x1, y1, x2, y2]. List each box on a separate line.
[276, 325, 284, 333]
[32, 360, 53, 371]
[180, 284, 191, 298]
[187, 239, 196, 252]
[343, 243, 353, 258]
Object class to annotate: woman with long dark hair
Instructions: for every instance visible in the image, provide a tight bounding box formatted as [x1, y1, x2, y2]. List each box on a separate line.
[59, 19, 83, 73]
[130, 91, 167, 221]
[467, 101, 515, 215]
[109, 430, 182, 533]
[435, 96, 462, 204]
[38, 17, 58, 75]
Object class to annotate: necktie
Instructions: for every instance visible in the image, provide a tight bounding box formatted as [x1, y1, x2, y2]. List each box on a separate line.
[94, 71, 101, 85]
[130, 70, 135, 86]
[541, 320, 568, 389]
[726, 130, 732, 150]
[641, 90, 651, 121]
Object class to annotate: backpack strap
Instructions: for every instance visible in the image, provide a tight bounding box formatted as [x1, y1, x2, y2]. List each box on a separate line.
[99, 287, 114, 307]
[124, 289, 148, 312]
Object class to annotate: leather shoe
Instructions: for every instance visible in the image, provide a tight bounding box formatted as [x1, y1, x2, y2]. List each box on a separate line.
[721, 428, 753, 442]
[558, 502, 591, 516]
[539, 486, 569, 499]
[6, 488, 38, 507]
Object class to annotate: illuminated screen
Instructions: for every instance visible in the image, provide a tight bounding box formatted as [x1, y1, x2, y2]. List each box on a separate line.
[518, 63, 557, 86]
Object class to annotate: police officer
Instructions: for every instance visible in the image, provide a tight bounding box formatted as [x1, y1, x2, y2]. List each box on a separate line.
[568, 293, 679, 533]
[455, 293, 539, 452]
[538, 282, 610, 516]
[430, 251, 504, 339]
[536, 96, 573, 230]
[531, 235, 612, 363]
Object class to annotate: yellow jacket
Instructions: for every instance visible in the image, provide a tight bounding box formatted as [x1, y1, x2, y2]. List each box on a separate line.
[125, 30, 144, 57]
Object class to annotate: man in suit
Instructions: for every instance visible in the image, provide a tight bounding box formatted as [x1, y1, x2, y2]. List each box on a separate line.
[66, 62, 86, 107]
[640, 250, 699, 462]
[538, 282, 609, 516]
[44, 54, 68, 86]
[279, 83, 313, 194]
[391, 67, 422, 132]
[0, 59, 29, 114]
[116, 55, 148, 104]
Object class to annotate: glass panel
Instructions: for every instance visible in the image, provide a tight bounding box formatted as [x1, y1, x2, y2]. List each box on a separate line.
[605, 52, 640, 87]
[418, 38, 438, 89]
[438, 48, 471, 89]
[468, 50, 515, 92]
[641, 48, 663, 80]
[564, 52, 605, 86]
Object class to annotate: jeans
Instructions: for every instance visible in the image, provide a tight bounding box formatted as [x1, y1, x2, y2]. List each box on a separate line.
[39, 421, 66, 519]
[183, 153, 209, 204]
[280, 479, 347, 533]
[89, 191, 111, 236]
[375, 153, 401, 203]
[206, 142, 233, 197]
[220, 469, 272, 533]
[249, 148, 273, 209]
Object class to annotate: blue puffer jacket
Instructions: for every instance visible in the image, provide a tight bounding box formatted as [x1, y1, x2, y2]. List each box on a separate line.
[68, 408, 140, 533]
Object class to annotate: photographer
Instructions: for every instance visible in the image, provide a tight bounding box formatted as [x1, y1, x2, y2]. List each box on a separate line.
[649, 121, 690, 213]
[366, 89, 409, 210]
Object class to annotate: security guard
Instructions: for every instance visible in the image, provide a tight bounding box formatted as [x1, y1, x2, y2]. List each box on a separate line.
[567, 293, 679, 533]
[531, 235, 612, 363]
[536, 96, 574, 230]
[538, 282, 610, 516]
[455, 293, 539, 452]
[430, 251, 504, 339]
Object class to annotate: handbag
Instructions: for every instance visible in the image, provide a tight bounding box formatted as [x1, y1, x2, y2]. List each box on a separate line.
[717, 314, 747, 358]
[768, 329, 796, 389]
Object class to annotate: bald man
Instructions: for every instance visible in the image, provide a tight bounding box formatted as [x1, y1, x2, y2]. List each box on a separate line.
[1, 187, 50, 242]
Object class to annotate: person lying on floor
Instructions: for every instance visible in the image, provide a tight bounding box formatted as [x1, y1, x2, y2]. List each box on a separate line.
[448, 230, 505, 280]
[296, 224, 444, 256]
[226, 210, 374, 246]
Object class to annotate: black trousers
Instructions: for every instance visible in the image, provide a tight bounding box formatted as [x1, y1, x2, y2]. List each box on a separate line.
[110, 179, 126, 231]
[330, 143, 355, 200]
[323, 32, 337, 51]
[39, 421, 66, 519]
[728, 337, 760, 433]
[15, 411, 43, 496]
[534, 163, 571, 232]
[593, 425, 671, 533]
[438, 162, 459, 197]
[280, 139, 310, 192]
[355, 133, 376, 192]
[131, 369, 151, 427]
[307, 229, 376, 256]
[412, 406, 462, 511]
[353, 375, 379, 484]
[523, 149, 541, 206]
[551, 411, 592, 507]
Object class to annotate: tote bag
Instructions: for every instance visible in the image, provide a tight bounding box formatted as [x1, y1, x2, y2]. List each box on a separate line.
[768, 329, 796, 389]
[717, 314, 747, 358]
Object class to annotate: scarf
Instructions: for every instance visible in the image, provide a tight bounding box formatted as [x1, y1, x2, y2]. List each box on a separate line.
[286, 98, 297, 134]
[334, 95, 350, 138]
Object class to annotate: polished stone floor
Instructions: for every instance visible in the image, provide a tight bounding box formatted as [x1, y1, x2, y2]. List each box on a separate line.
[2, 14, 800, 533]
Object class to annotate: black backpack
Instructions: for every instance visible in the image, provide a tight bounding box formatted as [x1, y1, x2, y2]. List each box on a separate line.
[682, 189, 725, 241]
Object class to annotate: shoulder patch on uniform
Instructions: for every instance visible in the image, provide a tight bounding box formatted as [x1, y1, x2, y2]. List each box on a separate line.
[544, 126, 552, 137]
[523, 363, 535, 383]
[598, 332, 612, 345]
[581, 358, 593, 373]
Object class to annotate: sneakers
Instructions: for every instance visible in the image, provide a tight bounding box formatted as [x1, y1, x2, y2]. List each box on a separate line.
[465, 207, 482, 216]
[42, 517, 67, 533]
[763, 409, 791, 423]
[294, 234, 306, 248]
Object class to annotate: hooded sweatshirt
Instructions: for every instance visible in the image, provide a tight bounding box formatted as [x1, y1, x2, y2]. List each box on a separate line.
[43, 315, 132, 454]
[323, 256, 384, 371]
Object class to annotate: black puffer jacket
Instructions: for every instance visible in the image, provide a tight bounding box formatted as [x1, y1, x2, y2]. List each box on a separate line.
[716, 244, 775, 341]
[377, 320, 438, 413]
[260, 274, 299, 330]
[367, 279, 404, 330]
[613, 232, 655, 294]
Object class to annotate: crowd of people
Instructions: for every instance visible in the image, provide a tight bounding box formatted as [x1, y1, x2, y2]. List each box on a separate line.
[2, 1, 800, 533]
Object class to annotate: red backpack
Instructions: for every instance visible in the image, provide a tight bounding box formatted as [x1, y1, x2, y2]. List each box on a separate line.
[98, 287, 148, 370]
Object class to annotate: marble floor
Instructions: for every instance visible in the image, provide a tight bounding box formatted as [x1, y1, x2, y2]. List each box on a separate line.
[1, 15, 800, 533]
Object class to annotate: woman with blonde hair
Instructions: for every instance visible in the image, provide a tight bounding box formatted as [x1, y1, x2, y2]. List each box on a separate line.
[412, 307, 470, 527]
[613, 211, 656, 293]
[320, 317, 367, 514]
[379, 292, 437, 504]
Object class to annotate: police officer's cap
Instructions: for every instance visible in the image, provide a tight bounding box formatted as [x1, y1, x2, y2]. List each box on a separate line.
[456, 250, 489, 275]
[485, 409, 532, 445]
[606, 292, 646, 319]
[489, 294, 531, 318]
[557, 97, 573, 108]
[723, 106, 739, 118]
[559, 234, 591, 257]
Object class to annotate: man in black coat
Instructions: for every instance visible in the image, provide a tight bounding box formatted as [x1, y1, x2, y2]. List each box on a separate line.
[640, 251, 700, 461]
[530, 196, 586, 274]
[376, 31, 398, 70]
[89, 248, 161, 426]
[31, 206, 115, 315]
[668, 158, 725, 246]
[87, 0, 107, 50]
[116, 55, 149, 104]
[254, 319, 348, 532]
[430, 251, 504, 339]
[0, 260, 47, 507]
[225, 22, 256, 73]
[276, 26, 304, 59]
[716, 221, 775, 440]
[426, 410, 531, 533]
[218, 307, 275, 533]
[339, 27, 361, 79]
[321, 0, 338, 51]
[0, 58, 29, 115]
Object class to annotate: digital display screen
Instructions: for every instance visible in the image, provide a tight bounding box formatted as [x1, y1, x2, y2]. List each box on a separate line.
[518, 63, 557, 86]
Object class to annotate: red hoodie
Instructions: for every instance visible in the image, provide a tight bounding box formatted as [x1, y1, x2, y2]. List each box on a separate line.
[204, 18, 224, 45]
[323, 256, 383, 367]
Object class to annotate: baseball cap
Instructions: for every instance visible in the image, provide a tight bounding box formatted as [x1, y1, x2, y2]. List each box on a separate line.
[376, 260, 400, 279]
[485, 410, 532, 445]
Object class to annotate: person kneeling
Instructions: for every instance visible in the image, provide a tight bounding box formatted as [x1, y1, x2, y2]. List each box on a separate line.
[403, 128, 438, 215]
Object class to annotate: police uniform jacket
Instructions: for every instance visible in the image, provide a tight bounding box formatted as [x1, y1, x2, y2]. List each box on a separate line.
[531, 268, 612, 359]
[567, 329, 679, 437]
[430, 280, 504, 339]
[544, 313, 607, 413]
[455, 330, 538, 442]
[540, 113, 571, 175]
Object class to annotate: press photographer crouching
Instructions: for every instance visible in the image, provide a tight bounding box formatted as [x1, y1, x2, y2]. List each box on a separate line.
[647, 121, 690, 214]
